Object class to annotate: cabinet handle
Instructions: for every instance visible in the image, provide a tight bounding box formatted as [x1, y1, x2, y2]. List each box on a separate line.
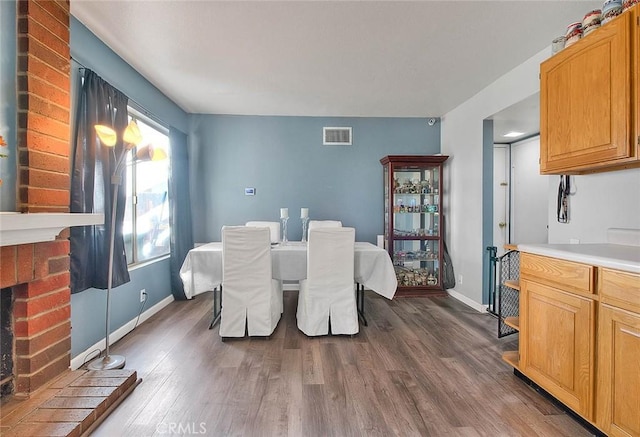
[621, 327, 640, 339]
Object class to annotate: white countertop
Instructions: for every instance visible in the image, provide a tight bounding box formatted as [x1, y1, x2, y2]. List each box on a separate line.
[517, 243, 640, 274]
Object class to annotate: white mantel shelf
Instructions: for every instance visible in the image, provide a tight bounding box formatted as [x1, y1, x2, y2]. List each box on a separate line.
[0, 212, 104, 247]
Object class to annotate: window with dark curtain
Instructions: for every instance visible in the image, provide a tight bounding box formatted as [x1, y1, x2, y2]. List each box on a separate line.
[70, 69, 131, 293]
[169, 127, 193, 300]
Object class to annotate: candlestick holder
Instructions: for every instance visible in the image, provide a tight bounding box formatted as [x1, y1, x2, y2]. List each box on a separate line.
[281, 217, 289, 244]
[301, 217, 309, 242]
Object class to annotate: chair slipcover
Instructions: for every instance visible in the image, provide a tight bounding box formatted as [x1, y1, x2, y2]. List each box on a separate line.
[220, 226, 283, 337]
[307, 220, 342, 241]
[308, 220, 342, 230]
[246, 221, 281, 243]
[296, 227, 358, 336]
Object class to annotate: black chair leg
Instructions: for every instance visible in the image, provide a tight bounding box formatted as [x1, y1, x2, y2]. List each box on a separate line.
[356, 283, 368, 326]
[209, 286, 222, 329]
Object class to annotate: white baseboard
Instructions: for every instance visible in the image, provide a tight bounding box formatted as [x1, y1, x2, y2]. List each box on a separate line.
[446, 289, 488, 313]
[71, 294, 175, 370]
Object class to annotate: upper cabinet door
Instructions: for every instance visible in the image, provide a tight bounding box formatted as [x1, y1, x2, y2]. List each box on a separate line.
[540, 11, 635, 174]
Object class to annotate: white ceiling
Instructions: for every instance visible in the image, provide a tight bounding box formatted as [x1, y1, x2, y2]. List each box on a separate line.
[491, 93, 541, 144]
[71, 1, 601, 140]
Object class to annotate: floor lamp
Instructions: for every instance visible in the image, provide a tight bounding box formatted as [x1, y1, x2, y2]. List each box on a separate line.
[88, 120, 144, 371]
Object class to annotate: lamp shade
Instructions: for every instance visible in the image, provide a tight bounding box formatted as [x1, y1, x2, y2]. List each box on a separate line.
[123, 120, 143, 148]
[136, 144, 167, 162]
[95, 125, 117, 147]
[95, 120, 144, 150]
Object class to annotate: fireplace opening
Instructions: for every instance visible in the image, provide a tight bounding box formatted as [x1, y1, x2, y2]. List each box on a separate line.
[1, 288, 14, 398]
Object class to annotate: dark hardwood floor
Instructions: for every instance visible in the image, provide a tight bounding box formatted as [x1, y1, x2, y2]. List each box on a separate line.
[90, 291, 593, 436]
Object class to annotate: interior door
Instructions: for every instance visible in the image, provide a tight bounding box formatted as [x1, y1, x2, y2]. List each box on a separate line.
[493, 145, 509, 256]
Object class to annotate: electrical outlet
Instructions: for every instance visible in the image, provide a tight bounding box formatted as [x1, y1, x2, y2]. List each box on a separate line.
[140, 289, 147, 302]
[458, 275, 463, 285]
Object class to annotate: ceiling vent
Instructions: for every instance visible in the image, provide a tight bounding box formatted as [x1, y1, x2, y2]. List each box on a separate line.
[323, 127, 352, 146]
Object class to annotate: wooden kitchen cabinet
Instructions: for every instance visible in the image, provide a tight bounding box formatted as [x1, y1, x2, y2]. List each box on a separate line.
[540, 7, 639, 174]
[519, 253, 596, 419]
[520, 277, 595, 419]
[635, 6, 640, 166]
[506, 253, 640, 435]
[596, 268, 640, 437]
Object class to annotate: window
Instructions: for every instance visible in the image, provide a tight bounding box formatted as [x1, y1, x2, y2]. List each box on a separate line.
[122, 111, 170, 264]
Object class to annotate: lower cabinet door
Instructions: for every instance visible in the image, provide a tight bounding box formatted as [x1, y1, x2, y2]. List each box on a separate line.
[596, 305, 640, 437]
[522, 280, 595, 419]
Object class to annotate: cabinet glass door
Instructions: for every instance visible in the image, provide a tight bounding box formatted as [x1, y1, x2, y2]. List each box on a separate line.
[393, 239, 440, 287]
[392, 167, 440, 287]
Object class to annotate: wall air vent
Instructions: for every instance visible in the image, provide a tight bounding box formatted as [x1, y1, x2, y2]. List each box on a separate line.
[323, 127, 352, 146]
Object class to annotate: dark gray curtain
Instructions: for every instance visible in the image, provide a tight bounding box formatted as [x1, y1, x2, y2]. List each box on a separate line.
[168, 127, 194, 300]
[70, 69, 131, 293]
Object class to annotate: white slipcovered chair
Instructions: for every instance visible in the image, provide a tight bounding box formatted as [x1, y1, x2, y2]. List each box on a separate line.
[307, 220, 342, 241]
[220, 226, 283, 338]
[245, 221, 280, 243]
[296, 227, 358, 336]
[308, 220, 342, 230]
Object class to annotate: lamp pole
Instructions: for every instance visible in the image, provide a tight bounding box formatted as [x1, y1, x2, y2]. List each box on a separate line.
[87, 120, 162, 371]
[88, 151, 128, 370]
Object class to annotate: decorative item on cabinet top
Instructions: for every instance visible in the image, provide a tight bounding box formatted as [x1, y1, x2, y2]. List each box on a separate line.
[602, 0, 623, 24]
[623, 0, 639, 11]
[549, 0, 636, 56]
[582, 9, 602, 36]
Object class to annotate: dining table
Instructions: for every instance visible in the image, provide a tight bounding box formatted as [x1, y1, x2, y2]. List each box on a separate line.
[179, 241, 398, 300]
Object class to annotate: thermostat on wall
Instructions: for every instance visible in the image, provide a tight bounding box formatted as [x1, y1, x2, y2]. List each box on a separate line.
[245, 187, 255, 196]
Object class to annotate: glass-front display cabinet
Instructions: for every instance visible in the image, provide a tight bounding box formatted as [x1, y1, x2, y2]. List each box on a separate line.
[380, 155, 449, 296]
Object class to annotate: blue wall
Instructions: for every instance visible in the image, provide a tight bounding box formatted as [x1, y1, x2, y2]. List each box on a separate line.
[69, 18, 189, 358]
[190, 115, 440, 244]
[55, 17, 439, 358]
[70, 260, 174, 361]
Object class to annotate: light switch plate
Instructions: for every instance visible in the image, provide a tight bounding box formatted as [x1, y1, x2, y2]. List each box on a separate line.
[244, 187, 255, 196]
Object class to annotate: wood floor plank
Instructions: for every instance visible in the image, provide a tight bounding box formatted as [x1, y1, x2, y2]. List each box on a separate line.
[301, 384, 330, 436]
[89, 290, 594, 436]
[341, 363, 392, 436]
[301, 340, 324, 385]
[281, 348, 303, 436]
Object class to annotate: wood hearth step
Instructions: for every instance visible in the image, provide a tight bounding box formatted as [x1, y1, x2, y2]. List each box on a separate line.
[0, 368, 140, 436]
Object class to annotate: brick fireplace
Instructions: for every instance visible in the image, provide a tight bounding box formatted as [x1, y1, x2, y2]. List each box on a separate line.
[0, 0, 73, 398]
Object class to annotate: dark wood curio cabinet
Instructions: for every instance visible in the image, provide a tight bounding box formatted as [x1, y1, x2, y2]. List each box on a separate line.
[381, 155, 449, 296]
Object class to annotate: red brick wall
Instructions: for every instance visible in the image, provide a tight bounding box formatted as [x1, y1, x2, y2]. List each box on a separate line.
[0, 0, 72, 397]
[17, 0, 70, 214]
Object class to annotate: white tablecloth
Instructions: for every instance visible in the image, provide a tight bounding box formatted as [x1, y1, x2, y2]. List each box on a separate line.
[180, 241, 397, 300]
